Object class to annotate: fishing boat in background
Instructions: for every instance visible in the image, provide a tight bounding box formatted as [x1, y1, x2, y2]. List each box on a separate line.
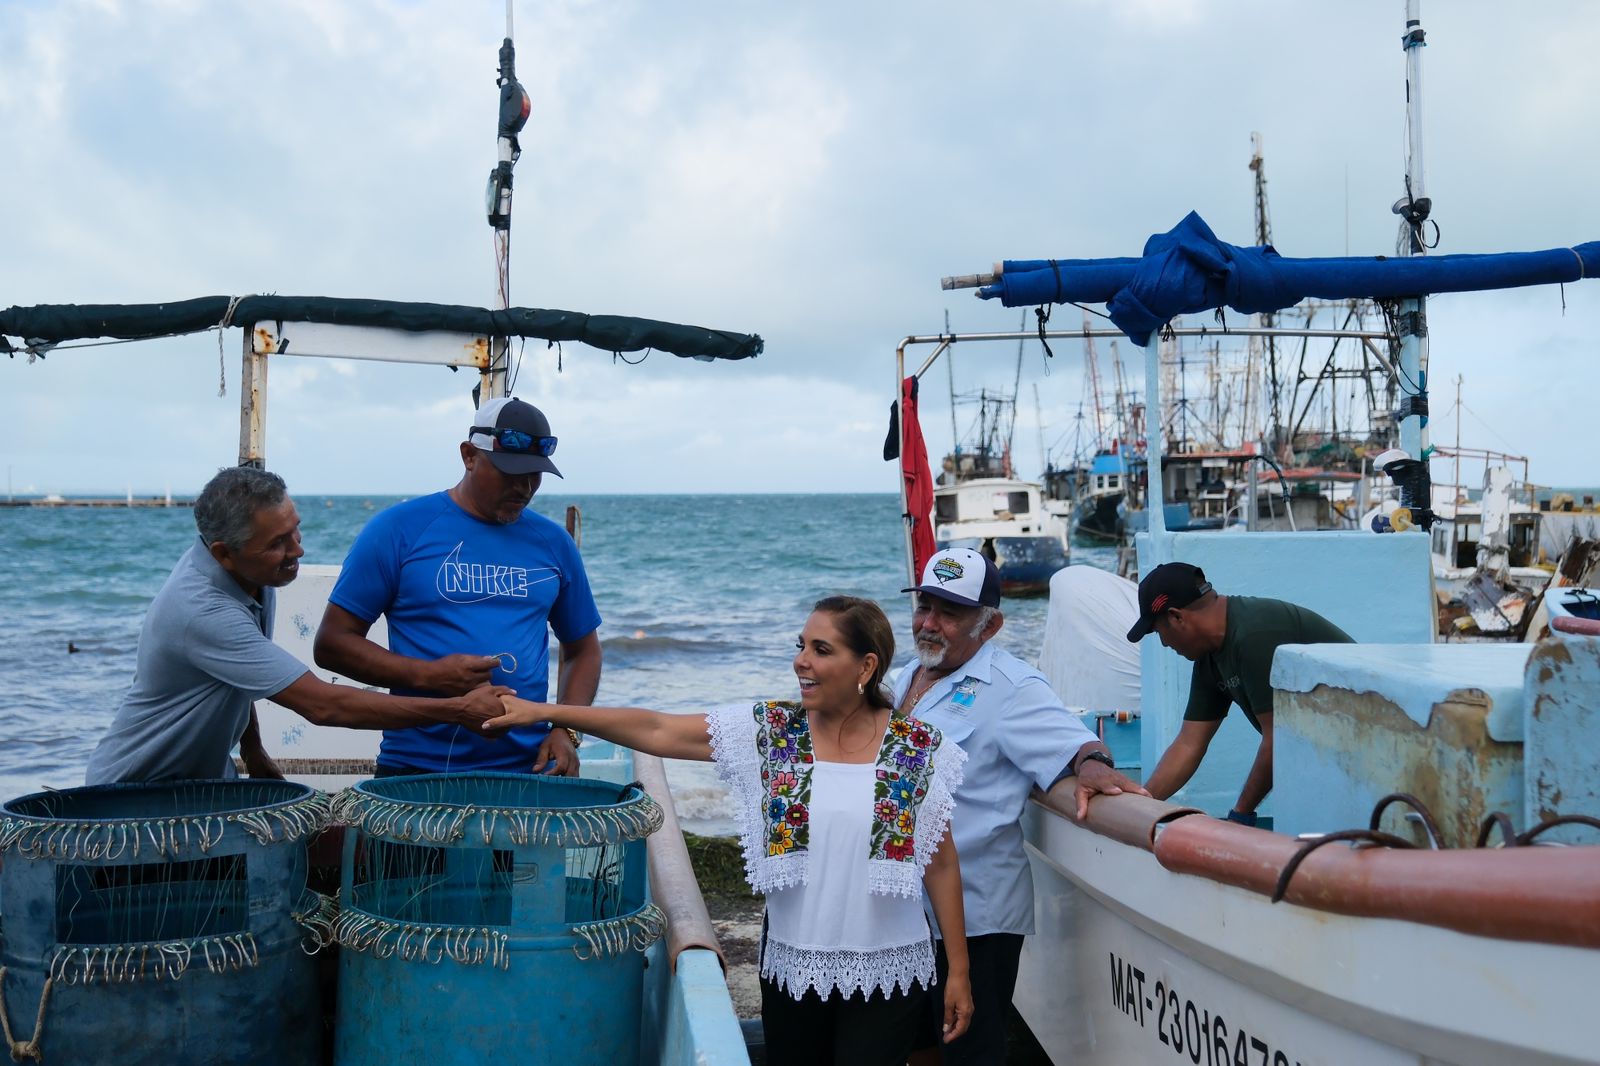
[926, 4, 1600, 1061]
[933, 475, 1070, 595]
[922, 338, 1070, 595]
[1067, 448, 1131, 542]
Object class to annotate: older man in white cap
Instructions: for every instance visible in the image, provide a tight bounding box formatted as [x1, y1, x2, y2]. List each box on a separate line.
[316, 396, 602, 778]
[899, 547, 1147, 1065]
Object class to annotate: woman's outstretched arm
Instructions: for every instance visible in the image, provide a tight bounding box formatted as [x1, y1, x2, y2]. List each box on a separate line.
[487, 696, 714, 762]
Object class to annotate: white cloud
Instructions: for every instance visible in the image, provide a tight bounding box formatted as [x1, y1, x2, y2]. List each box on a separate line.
[2, 0, 1598, 495]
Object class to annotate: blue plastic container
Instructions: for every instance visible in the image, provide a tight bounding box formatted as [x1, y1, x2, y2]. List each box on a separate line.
[332, 772, 663, 1065]
[0, 780, 332, 1065]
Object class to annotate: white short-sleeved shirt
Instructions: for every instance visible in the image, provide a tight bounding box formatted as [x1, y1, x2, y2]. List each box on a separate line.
[892, 642, 1098, 936]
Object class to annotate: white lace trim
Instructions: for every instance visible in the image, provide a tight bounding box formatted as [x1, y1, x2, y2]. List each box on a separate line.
[912, 733, 966, 874]
[761, 936, 935, 1001]
[708, 704, 805, 894]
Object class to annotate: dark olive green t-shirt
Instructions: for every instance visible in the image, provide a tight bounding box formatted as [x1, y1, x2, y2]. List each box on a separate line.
[1184, 596, 1354, 733]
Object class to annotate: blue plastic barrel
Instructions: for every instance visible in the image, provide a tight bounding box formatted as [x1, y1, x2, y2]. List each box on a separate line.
[0, 779, 332, 1065]
[332, 773, 664, 1065]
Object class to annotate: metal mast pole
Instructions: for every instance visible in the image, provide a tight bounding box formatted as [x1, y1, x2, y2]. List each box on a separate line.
[1395, 0, 1430, 461]
[1249, 132, 1281, 457]
[483, 0, 530, 404]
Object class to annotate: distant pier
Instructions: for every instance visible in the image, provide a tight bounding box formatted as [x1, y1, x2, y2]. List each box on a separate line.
[0, 497, 193, 508]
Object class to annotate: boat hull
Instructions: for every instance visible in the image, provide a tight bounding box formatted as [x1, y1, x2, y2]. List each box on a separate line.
[939, 534, 1069, 596]
[1074, 492, 1124, 541]
[1015, 798, 1598, 1066]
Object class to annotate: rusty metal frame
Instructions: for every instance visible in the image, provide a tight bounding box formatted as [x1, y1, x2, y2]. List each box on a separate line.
[236, 321, 501, 467]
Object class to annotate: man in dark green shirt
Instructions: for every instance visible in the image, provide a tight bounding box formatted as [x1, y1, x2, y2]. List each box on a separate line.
[1126, 562, 1353, 824]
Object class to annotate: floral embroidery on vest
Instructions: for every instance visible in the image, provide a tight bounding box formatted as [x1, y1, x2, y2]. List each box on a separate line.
[756, 702, 815, 855]
[871, 715, 937, 862]
[751, 700, 941, 868]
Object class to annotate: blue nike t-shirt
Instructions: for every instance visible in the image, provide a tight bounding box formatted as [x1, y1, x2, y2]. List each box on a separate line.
[329, 492, 601, 772]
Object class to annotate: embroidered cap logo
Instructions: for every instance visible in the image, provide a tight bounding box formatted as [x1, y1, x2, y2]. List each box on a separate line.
[1151, 593, 1170, 613]
[931, 557, 965, 584]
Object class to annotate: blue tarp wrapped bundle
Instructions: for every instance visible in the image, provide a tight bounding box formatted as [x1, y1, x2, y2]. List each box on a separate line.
[0, 780, 333, 1065]
[977, 211, 1600, 345]
[331, 772, 664, 1066]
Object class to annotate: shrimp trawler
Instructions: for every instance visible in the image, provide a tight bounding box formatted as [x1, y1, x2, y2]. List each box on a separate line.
[904, 4, 1600, 1062]
[0, 10, 755, 1065]
[928, 341, 1071, 595]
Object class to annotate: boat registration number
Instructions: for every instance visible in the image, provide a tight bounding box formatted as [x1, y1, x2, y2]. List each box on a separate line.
[1109, 951, 1306, 1066]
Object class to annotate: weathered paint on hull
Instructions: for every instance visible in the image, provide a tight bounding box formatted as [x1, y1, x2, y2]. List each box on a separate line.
[1016, 798, 1600, 1065]
[937, 535, 1069, 597]
[994, 536, 1070, 596]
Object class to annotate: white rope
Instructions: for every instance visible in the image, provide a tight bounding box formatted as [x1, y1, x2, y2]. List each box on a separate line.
[216, 295, 244, 397]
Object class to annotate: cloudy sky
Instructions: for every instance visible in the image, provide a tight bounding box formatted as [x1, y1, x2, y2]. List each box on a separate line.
[2, 0, 1597, 496]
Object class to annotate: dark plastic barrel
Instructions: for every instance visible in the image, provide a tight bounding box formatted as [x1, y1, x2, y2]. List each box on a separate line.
[332, 772, 663, 1065]
[0, 780, 332, 1065]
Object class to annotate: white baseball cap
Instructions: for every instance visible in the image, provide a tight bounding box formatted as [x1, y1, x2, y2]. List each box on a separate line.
[902, 547, 1001, 608]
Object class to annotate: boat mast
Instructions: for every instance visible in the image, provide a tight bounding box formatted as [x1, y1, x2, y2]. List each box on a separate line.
[1249, 132, 1280, 458]
[484, 0, 531, 404]
[1082, 311, 1106, 449]
[1394, 0, 1430, 462]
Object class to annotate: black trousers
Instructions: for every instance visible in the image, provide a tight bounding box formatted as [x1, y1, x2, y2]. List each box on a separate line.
[759, 975, 929, 1066]
[914, 932, 1025, 1065]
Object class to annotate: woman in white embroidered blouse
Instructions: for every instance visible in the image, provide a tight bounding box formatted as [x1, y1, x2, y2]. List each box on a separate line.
[489, 595, 972, 1064]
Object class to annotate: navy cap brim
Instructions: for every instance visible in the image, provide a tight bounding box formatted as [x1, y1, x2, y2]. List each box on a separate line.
[483, 450, 562, 478]
[902, 582, 985, 609]
[1126, 613, 1156, 642]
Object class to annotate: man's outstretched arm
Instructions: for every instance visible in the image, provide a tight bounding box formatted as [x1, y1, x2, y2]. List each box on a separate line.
[271, 671, 512, 733]
[1142, 717, 1224, 801]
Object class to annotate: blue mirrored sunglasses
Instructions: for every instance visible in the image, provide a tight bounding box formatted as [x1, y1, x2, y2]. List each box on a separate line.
[473, 425, 557, 456]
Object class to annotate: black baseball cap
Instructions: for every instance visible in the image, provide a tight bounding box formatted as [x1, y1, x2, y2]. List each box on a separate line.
[468, 397, 563, 477]
[1126, 562, 1213, 641]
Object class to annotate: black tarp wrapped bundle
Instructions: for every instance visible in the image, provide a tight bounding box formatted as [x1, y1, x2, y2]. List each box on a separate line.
[0, 295, 763, 361]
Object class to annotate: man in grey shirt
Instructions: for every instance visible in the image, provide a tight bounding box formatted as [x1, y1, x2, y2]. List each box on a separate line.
[86, 467, 510, 784]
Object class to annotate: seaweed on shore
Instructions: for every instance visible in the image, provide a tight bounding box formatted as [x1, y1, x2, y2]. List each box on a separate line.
[684, 831, 761, 913]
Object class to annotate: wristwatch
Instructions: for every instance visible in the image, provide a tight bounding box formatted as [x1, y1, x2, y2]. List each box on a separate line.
[563, 727, 583, 749]
[1072, 749, 1115, 775]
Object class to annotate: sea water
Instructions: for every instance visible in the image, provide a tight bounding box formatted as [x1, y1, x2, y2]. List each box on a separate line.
[0, 494, 1115, 833]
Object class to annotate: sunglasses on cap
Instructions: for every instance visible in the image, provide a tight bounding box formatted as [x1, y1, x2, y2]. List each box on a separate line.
[471, 426, 558, 456]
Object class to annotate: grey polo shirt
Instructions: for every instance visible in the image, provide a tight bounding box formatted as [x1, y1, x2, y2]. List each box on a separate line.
[85, 536, 308, 784]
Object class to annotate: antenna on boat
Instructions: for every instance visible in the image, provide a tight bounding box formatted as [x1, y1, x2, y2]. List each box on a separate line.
[483, 0, 531, 404]
[1388, 0, 1437, 529]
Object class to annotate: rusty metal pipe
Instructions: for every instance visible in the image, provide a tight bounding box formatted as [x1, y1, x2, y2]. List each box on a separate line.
[1552, 615, 1600, 636]
[1034, 785, 1203, 852]
[634, 752, 726, 972]
[1153, 815, 1600, 949]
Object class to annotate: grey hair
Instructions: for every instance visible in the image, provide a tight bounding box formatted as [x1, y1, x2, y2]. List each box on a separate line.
[967, 606, 1000, 639]
[194, 467, 288, 550]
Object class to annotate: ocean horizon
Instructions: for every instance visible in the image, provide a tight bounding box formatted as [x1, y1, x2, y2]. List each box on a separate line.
[0, 492, 1112, 833]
